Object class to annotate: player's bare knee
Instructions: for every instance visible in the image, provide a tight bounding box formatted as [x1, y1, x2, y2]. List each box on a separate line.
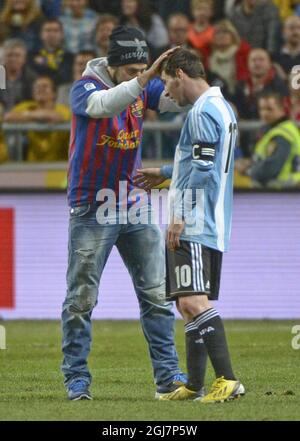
[178, 295, 211, 320]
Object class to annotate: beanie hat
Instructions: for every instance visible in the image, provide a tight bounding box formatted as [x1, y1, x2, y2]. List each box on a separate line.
[107, 25, 149, 66]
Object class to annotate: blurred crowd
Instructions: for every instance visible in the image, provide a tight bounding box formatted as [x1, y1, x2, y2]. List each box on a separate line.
[0, 0, 300, 188]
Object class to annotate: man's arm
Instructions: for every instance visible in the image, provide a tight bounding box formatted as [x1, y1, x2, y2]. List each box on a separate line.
[85, 78, 144, 118]
[84, 47, 179, 118]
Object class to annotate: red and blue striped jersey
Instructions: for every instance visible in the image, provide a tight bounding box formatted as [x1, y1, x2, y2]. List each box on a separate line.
[67, 75, 164, 207]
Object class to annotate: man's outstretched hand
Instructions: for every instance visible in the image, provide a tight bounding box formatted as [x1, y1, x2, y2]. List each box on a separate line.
[137, 46, 180, 87]
[133, 168, 166, 190]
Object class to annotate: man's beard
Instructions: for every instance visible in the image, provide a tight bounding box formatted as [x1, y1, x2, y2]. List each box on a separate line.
[107, 67, 120, 85]
[111, 70, 120, 85]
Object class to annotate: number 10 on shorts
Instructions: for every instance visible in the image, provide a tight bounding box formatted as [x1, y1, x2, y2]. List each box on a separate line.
[175, 265, 192, 289]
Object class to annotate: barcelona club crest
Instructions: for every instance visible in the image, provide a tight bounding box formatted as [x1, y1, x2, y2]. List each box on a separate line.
[130, 97, 144, 118]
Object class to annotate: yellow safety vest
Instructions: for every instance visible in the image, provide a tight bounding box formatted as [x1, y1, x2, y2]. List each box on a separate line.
[254, 119, 300, 185]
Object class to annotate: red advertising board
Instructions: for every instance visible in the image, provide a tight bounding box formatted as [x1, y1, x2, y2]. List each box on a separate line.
[0, 208, 14, 308]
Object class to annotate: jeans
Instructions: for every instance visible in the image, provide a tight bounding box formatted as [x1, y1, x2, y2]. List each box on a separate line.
[61, 203, 180, 387]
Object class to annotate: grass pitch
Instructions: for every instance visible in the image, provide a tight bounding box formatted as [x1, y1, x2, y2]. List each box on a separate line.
[0, 320, 299, 421]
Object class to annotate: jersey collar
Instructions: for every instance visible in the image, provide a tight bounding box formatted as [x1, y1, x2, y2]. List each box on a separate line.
[194, 87, 223, 107]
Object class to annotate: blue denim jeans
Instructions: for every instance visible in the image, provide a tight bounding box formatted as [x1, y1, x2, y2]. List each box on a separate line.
[61, 203, 180, 387]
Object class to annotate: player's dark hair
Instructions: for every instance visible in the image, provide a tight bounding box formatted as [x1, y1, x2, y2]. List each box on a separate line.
[161, 48, 206, 79]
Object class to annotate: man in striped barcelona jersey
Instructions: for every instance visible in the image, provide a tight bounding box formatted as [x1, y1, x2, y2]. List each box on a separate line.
[134, 48, 245, 403]
[62, 26, 188, 401]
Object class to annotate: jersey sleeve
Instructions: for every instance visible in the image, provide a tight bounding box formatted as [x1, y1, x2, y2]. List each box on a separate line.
[160, 164, 173, 179]
[145, 77, 164, 111]
[70, 79, 103, 117]
[188, 109, 220, 170]
[179, 110, 220, 220]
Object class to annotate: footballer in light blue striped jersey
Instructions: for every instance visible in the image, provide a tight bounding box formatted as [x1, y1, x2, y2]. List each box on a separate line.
[168, 79, 237, 253]
[134, 48, 245, 403]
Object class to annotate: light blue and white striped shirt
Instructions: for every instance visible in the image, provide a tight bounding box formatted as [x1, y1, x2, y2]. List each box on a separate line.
[164, 87, 238, 252]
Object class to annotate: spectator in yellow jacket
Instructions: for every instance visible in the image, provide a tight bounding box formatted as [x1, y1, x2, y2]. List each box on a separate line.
[236, 91, 300, 188]
[4, 76, 70, 161]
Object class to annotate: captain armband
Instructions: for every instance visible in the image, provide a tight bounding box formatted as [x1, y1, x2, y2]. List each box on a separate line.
[192, 142, 216, 162]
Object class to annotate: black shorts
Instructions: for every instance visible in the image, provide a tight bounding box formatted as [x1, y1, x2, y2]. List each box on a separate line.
[166, 240, 223, 301]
